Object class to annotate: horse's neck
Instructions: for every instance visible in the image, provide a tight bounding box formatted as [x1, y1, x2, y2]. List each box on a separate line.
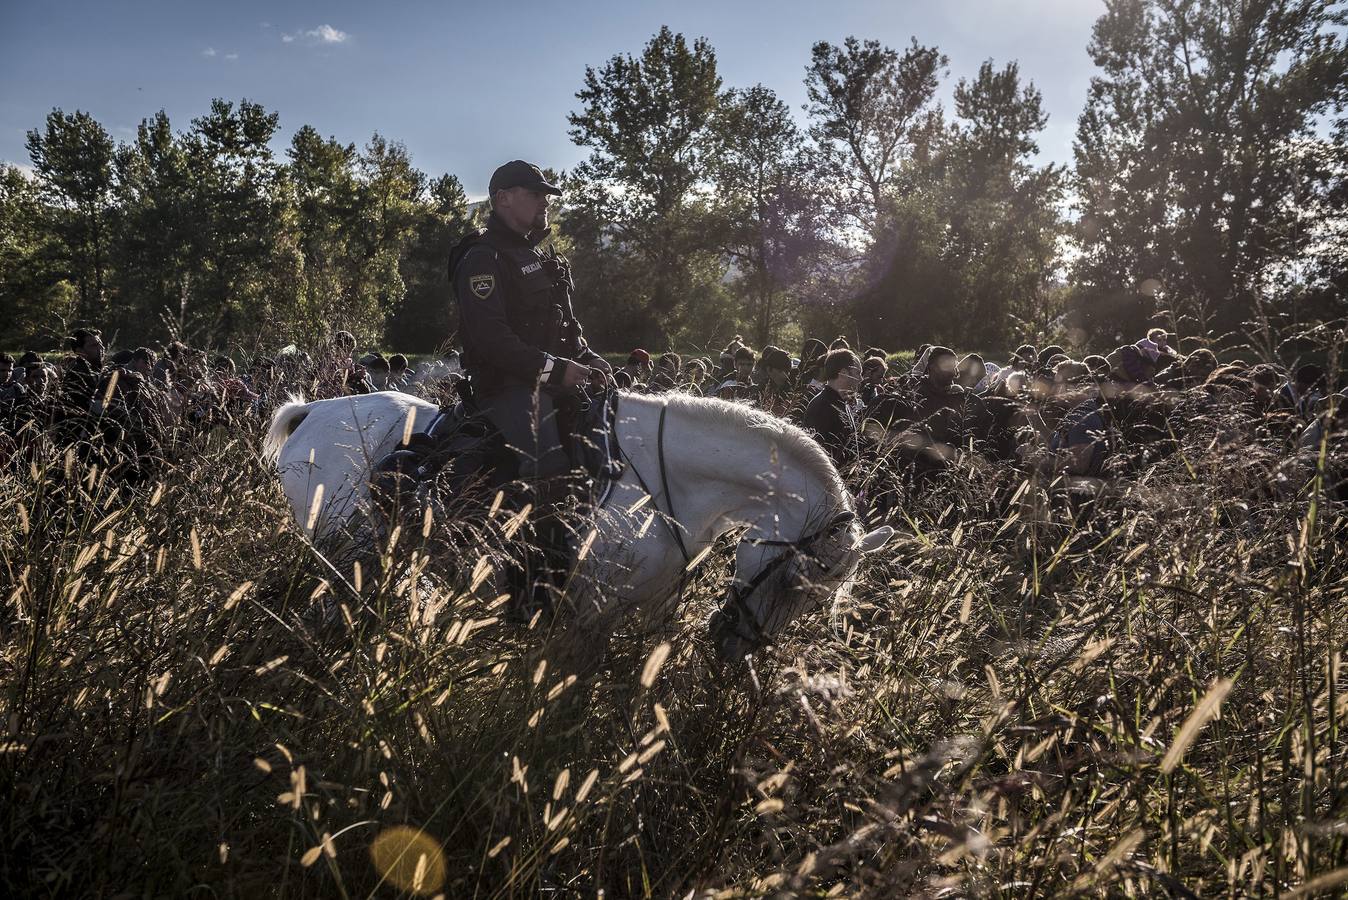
[630, 396, 843, 545]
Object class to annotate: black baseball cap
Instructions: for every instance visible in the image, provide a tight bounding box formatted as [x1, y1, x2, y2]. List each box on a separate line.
[488, 160, 562, 196]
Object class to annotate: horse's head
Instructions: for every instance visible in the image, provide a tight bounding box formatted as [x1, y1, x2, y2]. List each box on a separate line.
[711, 513, 894, 662]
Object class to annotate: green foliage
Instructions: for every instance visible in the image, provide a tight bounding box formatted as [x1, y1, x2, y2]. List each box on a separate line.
[566, 26, 726, 347]
[856, 60, 1067, 352]
[1070, 0, 1348, 349]
[4, 102, 469, 353]
[4, 12, 1344, 357]
[24, 109, 116, 325]
[708, 86, 831, 347]
[0, 164, 75, 342]
[804, 36, 947, 239]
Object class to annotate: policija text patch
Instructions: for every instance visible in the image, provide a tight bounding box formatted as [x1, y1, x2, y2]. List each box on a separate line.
[469, 274, 495, 299]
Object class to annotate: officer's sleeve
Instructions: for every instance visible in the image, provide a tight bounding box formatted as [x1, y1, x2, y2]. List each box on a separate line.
[455, 248, 558, 384]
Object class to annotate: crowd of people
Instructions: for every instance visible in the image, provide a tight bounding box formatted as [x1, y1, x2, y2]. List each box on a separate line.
[0, 329, 457, 481]
[4, 324, 1344, 510]
[609, 328, 1347, 507]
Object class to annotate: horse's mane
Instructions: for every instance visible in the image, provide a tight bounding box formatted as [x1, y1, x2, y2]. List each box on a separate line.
[654, 391, 853, 511]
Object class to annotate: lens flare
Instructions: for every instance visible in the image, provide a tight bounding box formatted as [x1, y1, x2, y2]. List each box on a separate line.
[369, 826, 446, 896]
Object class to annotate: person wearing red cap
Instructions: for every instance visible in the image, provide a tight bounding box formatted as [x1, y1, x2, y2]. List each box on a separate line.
[447, 160, 610, 481]
[621, 349, 653, 387]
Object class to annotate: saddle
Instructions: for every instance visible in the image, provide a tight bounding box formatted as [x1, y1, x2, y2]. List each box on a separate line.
[371, 387, 625, 514]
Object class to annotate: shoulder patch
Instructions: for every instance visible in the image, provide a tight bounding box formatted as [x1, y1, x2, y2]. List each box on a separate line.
[469, 274, 495, 299]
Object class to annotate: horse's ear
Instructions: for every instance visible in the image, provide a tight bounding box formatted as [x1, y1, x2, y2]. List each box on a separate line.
[857, 526, 894, 555]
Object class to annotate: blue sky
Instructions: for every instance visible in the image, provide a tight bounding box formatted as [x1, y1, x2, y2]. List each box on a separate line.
[0, 0, 1105, 197]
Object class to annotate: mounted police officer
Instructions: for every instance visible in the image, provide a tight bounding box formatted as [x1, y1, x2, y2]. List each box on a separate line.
[448, 160, 609, 485]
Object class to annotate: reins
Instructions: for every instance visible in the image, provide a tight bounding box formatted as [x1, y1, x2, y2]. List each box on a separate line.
[723, 509, 856, 648]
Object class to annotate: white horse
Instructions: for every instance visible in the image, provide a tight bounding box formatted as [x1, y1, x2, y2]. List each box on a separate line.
[263, 390, 893, 661]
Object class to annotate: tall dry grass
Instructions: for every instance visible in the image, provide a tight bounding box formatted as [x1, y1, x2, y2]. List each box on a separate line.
[1, 394, 1345, 898]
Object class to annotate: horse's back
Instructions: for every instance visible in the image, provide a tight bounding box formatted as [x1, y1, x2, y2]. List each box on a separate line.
[270, 391, 438, 543]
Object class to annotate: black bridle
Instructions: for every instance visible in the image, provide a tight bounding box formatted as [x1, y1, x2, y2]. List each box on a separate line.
[618, 401, 857, 648]
[722, 509, 857, 648]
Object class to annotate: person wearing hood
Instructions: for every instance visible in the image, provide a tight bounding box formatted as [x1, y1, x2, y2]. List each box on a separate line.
[758, 346, 795, 416]
[910, 346, 983, 448]
[795, 338, 827, 394]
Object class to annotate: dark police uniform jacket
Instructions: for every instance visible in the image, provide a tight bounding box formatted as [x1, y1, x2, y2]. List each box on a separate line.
[449, 213, 601, 396]
[803, 385, 858, 467]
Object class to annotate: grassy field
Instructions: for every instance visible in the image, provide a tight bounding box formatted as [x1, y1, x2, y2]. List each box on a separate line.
[1, 410, 1344, 898]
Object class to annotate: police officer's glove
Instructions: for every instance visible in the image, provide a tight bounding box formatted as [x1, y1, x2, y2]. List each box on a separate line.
[559, 360, 592, 389]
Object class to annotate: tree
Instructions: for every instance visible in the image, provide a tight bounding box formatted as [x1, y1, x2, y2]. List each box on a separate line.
[0, 164, 75, 343]
[288, 124, 360, 337]
[709, 85, 830, 346]
[181, 99, 295, 346]
[566, 26, 724, 346]
[24, 110, 117, 324]
[385, 173, 472, 352]
[1071, 0, 1348, 349]
[856, 60, 1064, 350]
[804, 37, 947, 240]
[112, 111, 200, 341]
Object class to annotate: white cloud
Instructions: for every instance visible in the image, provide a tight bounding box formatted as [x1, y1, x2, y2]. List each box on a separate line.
[3, 160, 37, 180]
[311, 24, 348, 43]
[225, 52, 238, 61]
[202, 47, 216, 57]
[281, 24, 349, 45]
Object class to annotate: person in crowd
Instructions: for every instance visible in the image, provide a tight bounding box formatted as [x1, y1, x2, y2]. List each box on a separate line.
[758, 346, 795, 416]
[956, 354, 987, 393]
[0, 354, 21, 408]
[212, 356, 260, 415]
[1136, 327, 1176, 362]
[0, 354, 26, 434]
[1046, 345, 1158, 476]
[803, 348, 861, 467]
[650, 353, 681, 393]
[244, 356, 279, 411]
[1275, 364, 1327, 419]
[681, 359, 707, 396]
[1298, 392, 1347, 450]
[613, 369, 635, 391]
[622, 349, 653, 388]
[796, 338, 827, 395]
[1053, 359, 1091, 387]
[987, 344, 1036, 395]
[1035, 345, 1067, 377]
[360, 353, 392, 391]
[388, 354, 411, 391]
[859, 355, 890, 408]
[716, 346, 758, 402]
[60, 329, 104, 418]
[829, 336, 851, 351]
[1081, 354, 1108, 377]
[910, 346, 983, 449]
